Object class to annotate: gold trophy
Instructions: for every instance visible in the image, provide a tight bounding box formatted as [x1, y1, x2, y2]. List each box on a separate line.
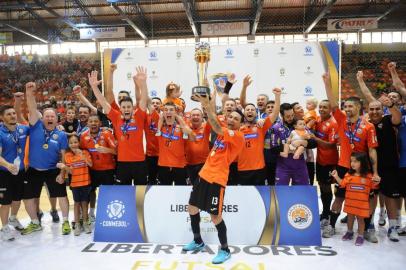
[191, 42, 211, 101]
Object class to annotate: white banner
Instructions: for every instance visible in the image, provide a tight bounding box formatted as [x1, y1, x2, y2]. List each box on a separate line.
[143, 186, 267, 244]
[201, 22, 250, 36]
[107, 42, 334, 110]
[327, 17, 378, 31]
[80, 27, 125, 39]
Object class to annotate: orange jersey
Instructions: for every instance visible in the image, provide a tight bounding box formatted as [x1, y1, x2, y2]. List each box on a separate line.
[157, 124, 187, 168]
[238, 117, 273, 171]
[145, 111, 160, 157]
[333, 109, 378, 168]
[304, 110, 317, 122]
[111, 100, 120, 111]
[314, 116, 339, 166]
[199, 127, 244, 187]
[65, 150, 91, 188]
[186, 123, 211, 165]
[108, 108, 146, 162]
[80, 129, 116, 170]
[340, 173, 378, 217]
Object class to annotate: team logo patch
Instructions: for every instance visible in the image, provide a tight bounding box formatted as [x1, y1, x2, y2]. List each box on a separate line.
[52, 134, 58, 140]
[107, 200, 125, 220]
[287, 204, 313, 230]
[361, 178, 366, 184]
[228, 130, 235, 136]
[252, 127, 258, 132]
[357, 128, 363, 134]
[19, 128, 24, 134]
[68, 126, 73, 131]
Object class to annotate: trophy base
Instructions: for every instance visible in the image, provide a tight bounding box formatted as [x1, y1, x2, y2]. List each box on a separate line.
[191, 86, 211, 101]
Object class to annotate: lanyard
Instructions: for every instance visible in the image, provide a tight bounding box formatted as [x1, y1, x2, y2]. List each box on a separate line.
[7, 126, 21, 154]
[256, 108, 267, 120]
[347, 118, 361, 145]
[91, 129, 101, 145]
[77, 123, 86, 134]
[165, 124, 176, 142]
[211, 137, 225, 154]
[122, 120, 130, 137]
[44, 128, 55, 145]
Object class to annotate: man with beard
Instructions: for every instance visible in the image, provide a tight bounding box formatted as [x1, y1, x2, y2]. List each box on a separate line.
[311, 100, 339, 227]
[239, 75, 268, 120]
[264, 100, 278, 185]
[88, 67, 148, 186]
[186, 108, 211, 185]
[156, 103, 194, 185]
[322, 73, 380, 242]
[145, 97, 162, 185]
[183, 92, 244, 264]
[75, 105, 90, 135]
[0, 105, 29, 240]
[22, 82, 70, 235]
[80, 114, 116, 221]
[237, 88, 281, 185]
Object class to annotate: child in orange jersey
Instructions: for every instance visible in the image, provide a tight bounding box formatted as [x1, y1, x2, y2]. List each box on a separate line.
[280, 119, 310, 159]
[304, 97, 318, 128]
[57, 135, 93, 236]
[331, 152, 380, 246]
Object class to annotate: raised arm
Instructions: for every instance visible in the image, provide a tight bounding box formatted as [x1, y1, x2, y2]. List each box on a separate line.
[133, 66, 148, 111]
[239, 75, 252, 108]
[268, 88, 281, 123]
[388, 62, 406, 99]
[13, 92, 27, 124]
[88, 71, 111, 114]
[378, 95, 401, 125]
[193, 92, 223, 136]
[322, 73, 338, 110]
[104, 64, 117, 104]
[25, 82, 40, 125]
[356, 71, 376, 103]
[74, 85, 97, 114]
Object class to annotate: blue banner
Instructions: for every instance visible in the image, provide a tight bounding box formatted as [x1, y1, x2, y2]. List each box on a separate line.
[94, 185, 144, 243]
[273, 186, 321, 246]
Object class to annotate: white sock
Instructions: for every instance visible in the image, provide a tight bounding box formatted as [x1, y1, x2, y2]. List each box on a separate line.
[32, 219, 40, 225]
[89, 208, 95, 216]
[63, 217, 68, 222]
[9, 215, 16, 221]
[389, 219, 397, 228]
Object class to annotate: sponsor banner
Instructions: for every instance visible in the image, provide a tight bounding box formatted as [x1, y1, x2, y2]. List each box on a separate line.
[80, 27, 125, 39]
[274, 186, 321, 246]
[0, 32, 13, 44]
[201, 22, 250, 36]
[94, 185, 143, 243]
[327, 17, 378, 31]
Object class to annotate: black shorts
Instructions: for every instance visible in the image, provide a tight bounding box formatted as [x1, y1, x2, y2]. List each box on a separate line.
[89, 169, 115, 190]
[0, 170, 26, 205]
[115, 161, 147, 185]
[237, 168, 266, 186]
[334, 165, 348, 198]
[24, 167, 67, 199]
[228, 162, 238, 186]
[316, 163, 335, 185]
[146, 156, 159, 185]
[71, 185, 91, 202]
[398, 167, 406, 197]
[158, 166, 187, 185]
[186, 163, 204, 186]
[189, 177, 225, 215]
[379, 169, 401, 198]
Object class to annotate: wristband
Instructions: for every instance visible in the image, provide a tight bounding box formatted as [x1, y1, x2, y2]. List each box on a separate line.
[223, 81, 233, 94]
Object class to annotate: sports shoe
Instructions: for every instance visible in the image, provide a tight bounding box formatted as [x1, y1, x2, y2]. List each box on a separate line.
[378, 209, 387, 226]
[83, 221, 92, 234]
[388, 227, 399, 242]
[340, 215, 348, 224]
[320, 218, 329, 229]
[212, 249, 231, 264]
[74, 225, 81, 236]
[62, 221, 71, 235]
[364, 229, 378, 243]
[8, 217, 24, 231]
[342, 231, 354, 241]
[398, 226, 406, 236]
[89, 214, 96, 223]
[50, 210, 60, 223]
[21, 222, 42, 235]
[1, 226, 15, 241]
[355, 236, 364, 246]
[322, 225, 335, 238]
[79, 219, 84, 231]
[182, 240, 205, 252]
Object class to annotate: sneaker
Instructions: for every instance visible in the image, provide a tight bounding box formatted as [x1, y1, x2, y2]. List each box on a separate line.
[62, 221, 71, 235]
[364, 229, 378, 243]
[322, 225, 335, 238]
[378, 210, 387, 226]
[355, 236, 364, 246]
[79, 219, 84, 231]
[89, 214, 96, 223]
[388, 227, 399, 242]
[182, 240, 205, 252]
[83, 221, 92, 234]
[21, 222, 42, 235]
[212, 249, 231, 264]
[50, 210, 60, 223]
[8, 217, 24, 231]
[71, 221, 76, 230]
[340, 215, 348, 224]
[398, 226, 406, 236]
[1, 226, 15, 241]
[342, 231, 354, 241]
[320, 218, 329, 229]
[74, 225, 81, 236]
